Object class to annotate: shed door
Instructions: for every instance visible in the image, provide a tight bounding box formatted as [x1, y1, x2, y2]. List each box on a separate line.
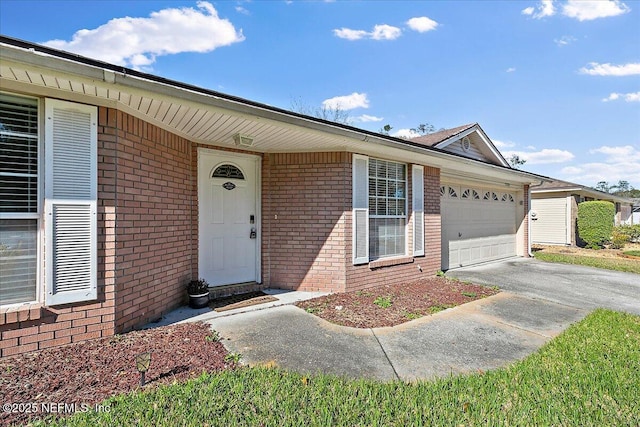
[441, 184, 517, 270]
[198, 151, 259, 286]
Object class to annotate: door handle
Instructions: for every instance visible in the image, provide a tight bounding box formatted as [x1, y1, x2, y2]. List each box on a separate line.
[250, 227, 257, 239]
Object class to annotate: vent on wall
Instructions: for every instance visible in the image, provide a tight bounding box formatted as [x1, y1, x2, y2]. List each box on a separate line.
[461, 136, 471, 152]
[233, 133, 254, 147]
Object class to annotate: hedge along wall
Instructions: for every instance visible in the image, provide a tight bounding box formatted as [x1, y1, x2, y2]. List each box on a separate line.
[577, 201, 615, 249]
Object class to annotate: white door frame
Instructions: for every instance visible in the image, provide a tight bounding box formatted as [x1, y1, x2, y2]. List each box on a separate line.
[197, 148, 262, 284]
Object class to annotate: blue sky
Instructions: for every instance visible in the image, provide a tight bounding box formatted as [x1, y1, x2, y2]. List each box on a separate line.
[1, 0, 639, 188]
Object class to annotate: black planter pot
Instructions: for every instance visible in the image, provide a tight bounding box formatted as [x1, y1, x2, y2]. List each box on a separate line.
[188, 292, 210, 309]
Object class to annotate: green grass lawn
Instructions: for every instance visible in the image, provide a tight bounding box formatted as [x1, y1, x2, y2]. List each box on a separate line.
[623, 250, 640, 257]
[38, 309, 640, 427]
[534, 251, 640, 274]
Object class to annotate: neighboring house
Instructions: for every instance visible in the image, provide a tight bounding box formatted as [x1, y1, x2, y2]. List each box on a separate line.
[0, 36, 543, 357]
[530, 179, 634, 246]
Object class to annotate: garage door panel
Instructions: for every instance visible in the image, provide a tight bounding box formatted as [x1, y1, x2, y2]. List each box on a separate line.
[442, 182, 518, 270]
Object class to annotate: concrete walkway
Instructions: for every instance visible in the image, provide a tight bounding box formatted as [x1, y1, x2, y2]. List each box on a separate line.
[205, 291, 587, 381]
[159, 258, 638, 381]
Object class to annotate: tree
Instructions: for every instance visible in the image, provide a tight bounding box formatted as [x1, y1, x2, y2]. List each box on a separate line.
[379, 124, 393, 135]
[611, 180, 631, 196]
[593, 180, 638, 198]
[508, 154, 526, 169]
[290, 97, 351, 125]
[594, 181, 610, 193]
[411, 123, 436, 136]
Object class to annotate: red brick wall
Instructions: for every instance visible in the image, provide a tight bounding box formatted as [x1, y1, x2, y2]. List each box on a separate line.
[263, 152, 350, 292]
[107, 109, 195, 332]
[262, 152, 442, 294]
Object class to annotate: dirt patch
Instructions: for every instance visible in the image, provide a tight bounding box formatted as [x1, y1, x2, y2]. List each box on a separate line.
[0, 322, 235, 426]
[533, 243, 640, 260]
[296, 277, 499, 329]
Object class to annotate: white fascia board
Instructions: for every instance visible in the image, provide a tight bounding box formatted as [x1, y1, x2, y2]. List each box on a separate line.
[531, 186, 633, 205]
[531, 188, 582, 194]
[432, 125, 477, 149]
[434, 124, 509, 168]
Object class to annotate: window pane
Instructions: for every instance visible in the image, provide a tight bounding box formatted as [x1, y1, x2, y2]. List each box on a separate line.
[0, 219, 37, 304]
[367, 159, 407, 260]
[369, 217, 406, 259]
[0, 94, 38, 214]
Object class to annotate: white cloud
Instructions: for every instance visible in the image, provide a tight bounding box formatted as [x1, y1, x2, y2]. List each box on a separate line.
[333, 28, 369, 40]
[353, 114, 383, 123]
[506, 67, 516, 73]
[371, 24, 402, 40]
[493, 139, 516, 148]
[502, 148, 574, 164]
[43, 2, 244, 70]
[602, 92, 640, 102]
[561, 145, 640, 186]
[321, 92, 369, 110]
[334, 24, 401, 41]
[554, 35, 577, 46]
[406, 17, 438, 33]
[391, 128, 421, 139]
[590, 145, 640, 160]
[522, 0, 556, 19]
[235, 6, 250, 15]
[562, 0, 630, 21]
[579, 62, 640, 76]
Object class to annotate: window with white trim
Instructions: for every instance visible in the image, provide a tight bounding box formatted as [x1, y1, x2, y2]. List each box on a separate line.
[368, 158, 407, 260]
[0, 93, 97, 307]
[0, 94, 39, 305]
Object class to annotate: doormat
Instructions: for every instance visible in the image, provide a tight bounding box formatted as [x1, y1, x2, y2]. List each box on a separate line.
[210, 291, 278, 312]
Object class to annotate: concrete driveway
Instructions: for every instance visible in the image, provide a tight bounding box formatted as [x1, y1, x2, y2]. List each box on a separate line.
[206, 258, 639, 381]
[447, 257, 640, 316]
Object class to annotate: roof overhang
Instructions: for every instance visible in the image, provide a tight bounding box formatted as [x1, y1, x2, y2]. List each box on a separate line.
[1, 36, 544, 187]
[531, 187, 634, 204]
[434, 124, 510, 167]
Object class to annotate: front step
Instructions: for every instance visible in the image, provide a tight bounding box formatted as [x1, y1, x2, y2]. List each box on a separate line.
[207, 282, 264, 300]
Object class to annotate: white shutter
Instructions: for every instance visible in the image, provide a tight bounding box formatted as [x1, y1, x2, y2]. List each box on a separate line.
[45, 99, 97, 305]
[412, 165, 425, 257]
[352, 154, 369, 264]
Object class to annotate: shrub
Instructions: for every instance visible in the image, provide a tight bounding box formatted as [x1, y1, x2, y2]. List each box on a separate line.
[610, 230, 630, 249]
[577, 201, 615, 249]
[615, 224, 640, 243]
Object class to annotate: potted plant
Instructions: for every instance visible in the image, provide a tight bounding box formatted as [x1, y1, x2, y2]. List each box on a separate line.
[187, 279, 210, 309]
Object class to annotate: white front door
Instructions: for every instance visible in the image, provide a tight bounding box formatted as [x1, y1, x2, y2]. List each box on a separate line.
[198, 150, 259, 286]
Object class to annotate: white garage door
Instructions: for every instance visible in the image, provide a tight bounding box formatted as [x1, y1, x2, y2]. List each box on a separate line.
[531, 197, 568, 245]
[441, 184, 517, 270]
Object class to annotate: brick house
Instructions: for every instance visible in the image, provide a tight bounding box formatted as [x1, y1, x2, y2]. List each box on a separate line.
[0, 36, 543, 357]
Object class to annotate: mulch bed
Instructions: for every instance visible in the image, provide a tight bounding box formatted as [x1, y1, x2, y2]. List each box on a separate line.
[0, 322, 234, 426]
[296, 277, 499, 328]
